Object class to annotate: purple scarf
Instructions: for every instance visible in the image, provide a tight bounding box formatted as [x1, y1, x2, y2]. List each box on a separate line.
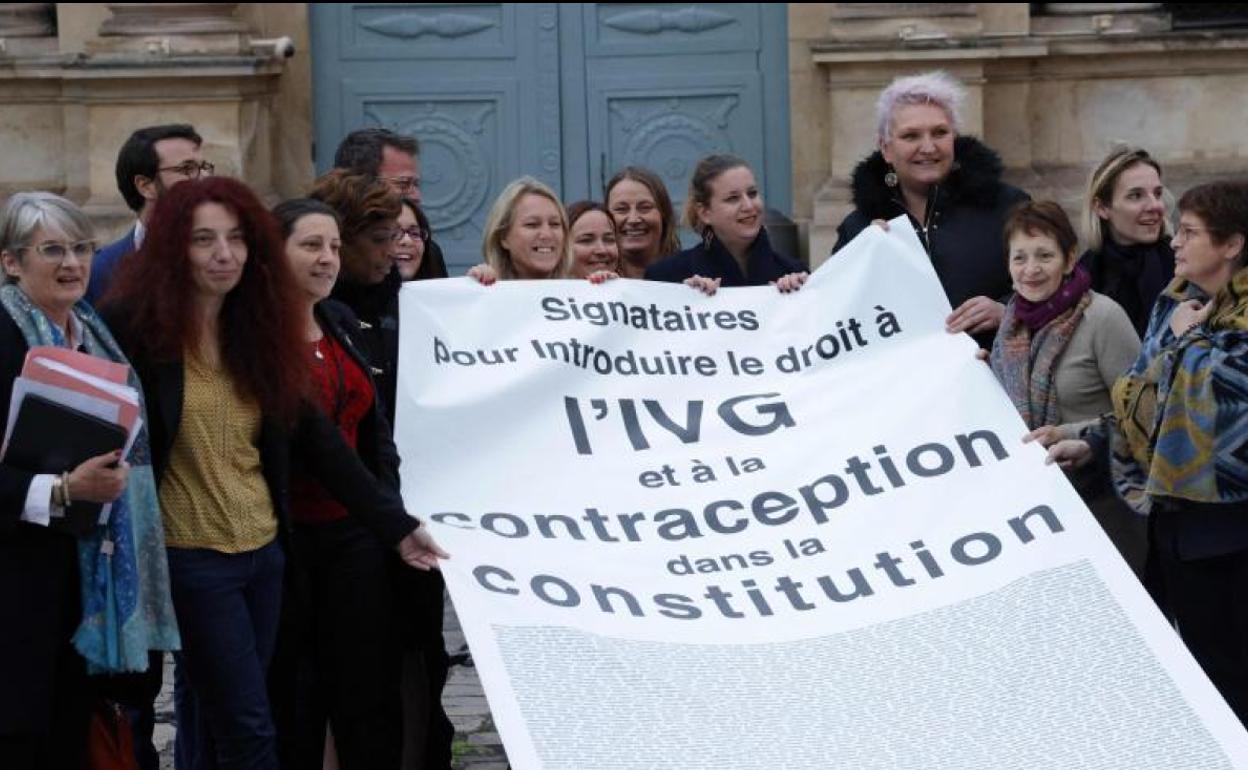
[1012, 265, 1093, 332]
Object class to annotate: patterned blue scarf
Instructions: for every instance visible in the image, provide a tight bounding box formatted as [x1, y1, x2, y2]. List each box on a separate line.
[0, 285, 179, 673]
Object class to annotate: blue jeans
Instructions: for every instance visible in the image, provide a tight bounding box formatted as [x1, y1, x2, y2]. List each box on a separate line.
[167, 540, 284, 770]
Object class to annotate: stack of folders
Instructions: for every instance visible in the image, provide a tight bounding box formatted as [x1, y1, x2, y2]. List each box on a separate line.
[1, 346, 142, 536]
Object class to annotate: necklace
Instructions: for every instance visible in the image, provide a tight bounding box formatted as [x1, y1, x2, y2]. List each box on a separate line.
[313, 337, 325, 361]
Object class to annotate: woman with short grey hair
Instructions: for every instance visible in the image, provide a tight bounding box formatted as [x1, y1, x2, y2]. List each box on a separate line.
[833, 71, 1031, 348]
[0, 192, 178, 768]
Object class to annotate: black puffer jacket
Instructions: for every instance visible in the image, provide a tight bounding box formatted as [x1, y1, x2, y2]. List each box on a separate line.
[834, 136, 1030, 344]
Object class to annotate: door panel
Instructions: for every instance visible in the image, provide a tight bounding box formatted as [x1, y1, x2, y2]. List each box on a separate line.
[311, 3, 788, 272]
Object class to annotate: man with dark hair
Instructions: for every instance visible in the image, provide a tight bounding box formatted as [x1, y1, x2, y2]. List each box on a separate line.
[86, 123, 209, 303]
[332, 128, 455, 770]
[333, 127, 422, 202]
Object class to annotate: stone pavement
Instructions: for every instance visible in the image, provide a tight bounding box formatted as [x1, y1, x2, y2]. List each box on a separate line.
[155, 594, 507, 769]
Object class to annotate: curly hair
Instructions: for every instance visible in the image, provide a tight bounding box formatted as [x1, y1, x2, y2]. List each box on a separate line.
[103, 177, 309, 422]
[308, 168, 401, 238]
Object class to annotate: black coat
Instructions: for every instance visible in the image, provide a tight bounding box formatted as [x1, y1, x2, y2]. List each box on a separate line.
[833, 136, 1030, 347]
[645, 227, 803, 286]
[311, 299, 402, 496]
[1079, 240, 1175, 338]
[331, 269, 401, 428]
[108, 317, 417, 554]
[0, 308, 83, 733]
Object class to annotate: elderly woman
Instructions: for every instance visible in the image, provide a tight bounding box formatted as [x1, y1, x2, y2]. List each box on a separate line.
[648, 154, 806, 295]
[605, 166, 681, 279]
[989, 201, 1142, 569]
[1080, 146, 1174, 337]
[468, 177, 574, 284]
[1050, 180, 1248, 726]
[566, 200, 621, 279]
[0, 193, 178, 769]
[834, 71, 1030, 348]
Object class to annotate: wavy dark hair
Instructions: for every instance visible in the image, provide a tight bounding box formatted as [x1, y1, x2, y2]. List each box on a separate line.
[103, 177, 309, 422]
[309, 168, 401, 239]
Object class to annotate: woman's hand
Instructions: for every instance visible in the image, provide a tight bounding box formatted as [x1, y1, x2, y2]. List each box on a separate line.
[586, 270, 618, 284]
[396, 526, 450, 571]
[467, 263, 498, 286]
[67, 450, 129, 504]
[1023, 425, 1065, 449]
[871, 219, 891, 232]
[1169, 299, 1212, 338]
[947, 296, 1005, 335]
[774, 272, 809, 294]
[1044, 439, 1092, 470]
[683, 275, 721, 296]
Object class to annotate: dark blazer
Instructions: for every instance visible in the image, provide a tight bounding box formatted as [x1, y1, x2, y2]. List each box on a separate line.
[86, 227, 136, 306]
[330, 268, 401, 428]
[0, 309, 84, 733]
[312, 299, 402, 495]
[107, 316, 418, 554]
[645, 227, 803, 287]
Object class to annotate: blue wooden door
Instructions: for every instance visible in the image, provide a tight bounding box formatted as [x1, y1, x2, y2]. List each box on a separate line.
[310, 3, 789, 272]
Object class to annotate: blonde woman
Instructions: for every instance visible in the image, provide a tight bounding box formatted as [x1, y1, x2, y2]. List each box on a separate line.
[1079, 146, 1174, 336]
[469, 177, 572, 284]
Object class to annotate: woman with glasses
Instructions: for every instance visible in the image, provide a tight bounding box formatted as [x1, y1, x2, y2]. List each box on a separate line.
[393, 199, 447, 282]
[0, 192, 178, 769]
[1049, 180, 1248, 726]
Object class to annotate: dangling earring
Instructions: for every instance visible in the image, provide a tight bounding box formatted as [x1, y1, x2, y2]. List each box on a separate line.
[884, 166, 898, 188]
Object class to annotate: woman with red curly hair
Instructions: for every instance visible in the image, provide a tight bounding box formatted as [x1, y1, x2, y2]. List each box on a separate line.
[102, 177, 444, 770]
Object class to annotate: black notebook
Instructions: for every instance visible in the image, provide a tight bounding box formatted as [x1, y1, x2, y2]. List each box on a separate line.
[3, 393, 127, 536]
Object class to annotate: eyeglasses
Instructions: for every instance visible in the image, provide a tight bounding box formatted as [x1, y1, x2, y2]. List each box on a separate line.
[157, 160, 215, 179]
[19, 240, 96, 263]
[392, 226, 430, 243]
[381, 176, 421, 193]
[1174, 224, 1209, 243]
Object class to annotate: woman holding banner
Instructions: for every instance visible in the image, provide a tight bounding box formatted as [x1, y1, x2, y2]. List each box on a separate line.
[604, 166, 681, 279]
[1049, 180, 1248, 726]
[833, 71, 1029, 348]
[646, 154, 806, 295]
[988, 201, 1143, 571]
[0, 192, 178, 769]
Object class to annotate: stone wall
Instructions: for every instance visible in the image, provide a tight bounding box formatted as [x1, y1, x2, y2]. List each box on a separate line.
[792, 3, 1248, 266]
[0, 3, 313, 242]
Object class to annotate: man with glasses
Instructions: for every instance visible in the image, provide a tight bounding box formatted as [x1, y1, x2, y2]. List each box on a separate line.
[86, 124, 209, 304]
[333, 128, 456, 770]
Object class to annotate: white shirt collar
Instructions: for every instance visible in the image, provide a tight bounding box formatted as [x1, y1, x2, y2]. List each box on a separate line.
[133, 219, 146, 249]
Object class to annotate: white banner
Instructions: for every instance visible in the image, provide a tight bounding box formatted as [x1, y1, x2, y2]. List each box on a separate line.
[396, 222, 1248, 769]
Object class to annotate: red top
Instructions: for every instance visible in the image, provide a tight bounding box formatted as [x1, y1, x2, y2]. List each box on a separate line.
[290, 332, 375, 524]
